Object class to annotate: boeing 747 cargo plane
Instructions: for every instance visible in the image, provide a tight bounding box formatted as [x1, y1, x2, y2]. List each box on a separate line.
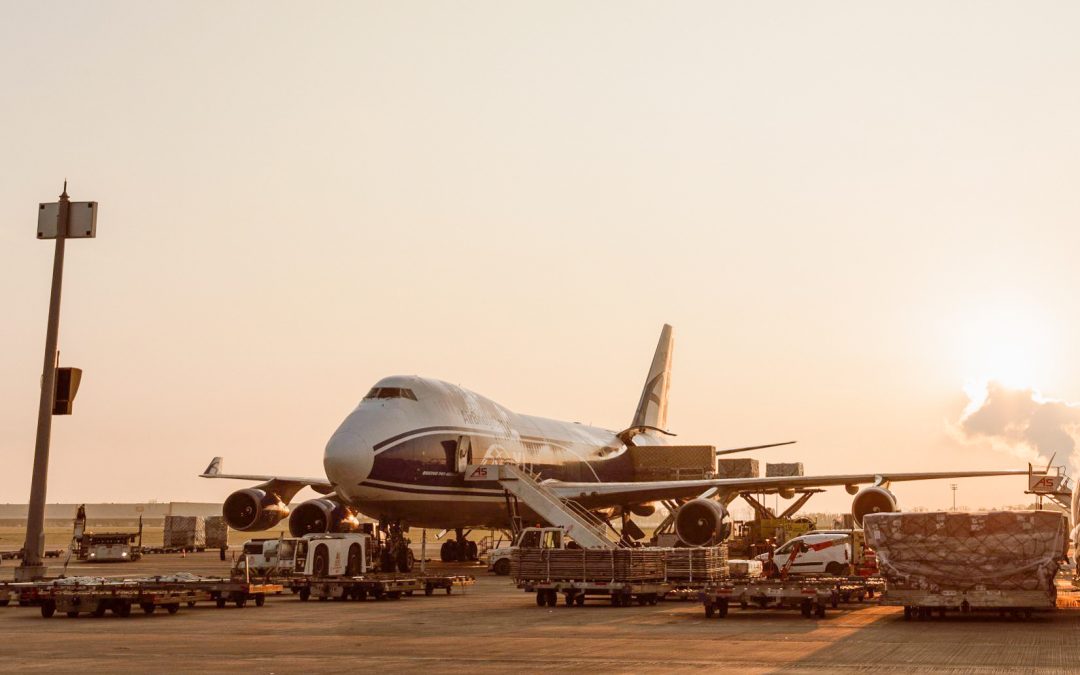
[201, 325, 1024, 568]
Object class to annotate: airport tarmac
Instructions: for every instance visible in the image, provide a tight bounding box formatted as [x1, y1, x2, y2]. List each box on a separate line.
[2, 552, 1080, 673]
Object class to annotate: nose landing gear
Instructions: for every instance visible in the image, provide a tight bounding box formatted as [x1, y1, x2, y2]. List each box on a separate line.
[378, 521, 415, 573]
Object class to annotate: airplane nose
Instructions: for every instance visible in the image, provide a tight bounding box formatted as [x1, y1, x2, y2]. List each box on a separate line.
[324, 427, 373, 489]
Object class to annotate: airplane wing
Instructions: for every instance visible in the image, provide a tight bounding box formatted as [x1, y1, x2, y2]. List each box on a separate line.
[544, 469, 1028, 507]
[199, 456, 334, 498]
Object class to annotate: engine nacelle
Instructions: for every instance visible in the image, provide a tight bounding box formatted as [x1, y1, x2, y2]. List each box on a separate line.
[223, 489, 290, 531]
[288, 498, 361, 537]
[851, 486, 898, 527]
[674, 499, 730, 547]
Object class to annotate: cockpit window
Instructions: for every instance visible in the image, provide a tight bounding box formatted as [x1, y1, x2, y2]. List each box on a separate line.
[364, 387, 417, 401]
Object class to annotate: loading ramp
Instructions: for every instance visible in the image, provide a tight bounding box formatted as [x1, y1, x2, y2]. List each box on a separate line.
[476, 464, 621, 550]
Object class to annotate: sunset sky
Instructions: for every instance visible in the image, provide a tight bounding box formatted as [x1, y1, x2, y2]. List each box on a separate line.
[2, 2, 1079, 513]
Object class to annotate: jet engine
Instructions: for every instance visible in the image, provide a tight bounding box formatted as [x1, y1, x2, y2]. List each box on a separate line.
[851, 486, 898, 526]
[674, 499, 730, 547]
[288, 498, 361, 537]
[222, 488, 290, 531]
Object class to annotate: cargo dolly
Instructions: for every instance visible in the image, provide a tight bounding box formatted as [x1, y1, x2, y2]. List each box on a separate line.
[291, 575, 424, 601]
[418, 574, 475, 596]
[522, 579, 671, 607]
[6, 577, 283, 617]
[700, 578, 837, 618]
[881, 588, 1057, 620]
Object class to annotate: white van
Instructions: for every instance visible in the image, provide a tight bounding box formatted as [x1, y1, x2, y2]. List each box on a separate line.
[754, 532, 850, 576]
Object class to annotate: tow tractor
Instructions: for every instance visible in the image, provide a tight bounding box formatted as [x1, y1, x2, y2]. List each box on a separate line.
[289, 532, 473, 601]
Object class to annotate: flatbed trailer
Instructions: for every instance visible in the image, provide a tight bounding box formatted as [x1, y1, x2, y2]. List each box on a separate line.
[291, 575, 424, 601]
[419, 574, 475, 596]
[520, 579, 671, 607]
[5, 577, 283, 617]
[880, 587, 1056, 620]
[700, 578, 837, 618]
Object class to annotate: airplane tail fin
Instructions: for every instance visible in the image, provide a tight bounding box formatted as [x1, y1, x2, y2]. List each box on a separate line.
[631, 324, 674, 430]
[203, 456, 223, 476]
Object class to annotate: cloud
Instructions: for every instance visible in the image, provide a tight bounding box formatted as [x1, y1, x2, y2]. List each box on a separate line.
[957, 381, 1080, 472]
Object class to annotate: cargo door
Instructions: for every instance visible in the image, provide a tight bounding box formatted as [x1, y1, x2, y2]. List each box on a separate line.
[454, 435, 473, 473]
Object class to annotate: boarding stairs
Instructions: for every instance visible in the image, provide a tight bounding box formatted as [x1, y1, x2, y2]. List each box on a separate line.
[494, 464, 621, 550]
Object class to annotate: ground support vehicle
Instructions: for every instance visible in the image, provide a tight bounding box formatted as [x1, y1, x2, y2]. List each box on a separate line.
[291, 575, 423, 602]
[833, 576, 884, 604]
[663, 585, 708, 601]
[8, 578, 282, 617]
[521, 579, 671, 607]
[487, 527, 566, 576]
[32, 586, 197, 618]
[880, 588, 1056, 620]
[420, 574, 475, 596]
[193, 579, 283, 608]
[700, 578, 837, 618]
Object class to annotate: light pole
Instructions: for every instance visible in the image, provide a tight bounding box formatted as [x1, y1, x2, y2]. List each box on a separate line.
[950, 483, 958, 511]
[15, 183, 96, 581]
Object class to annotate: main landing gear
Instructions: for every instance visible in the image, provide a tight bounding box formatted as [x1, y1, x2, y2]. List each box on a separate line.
[379, 521, 415, 573]
[439, 528, 478, 562]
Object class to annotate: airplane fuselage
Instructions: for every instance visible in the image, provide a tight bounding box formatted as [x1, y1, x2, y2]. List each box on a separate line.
[324, 376, 663, 529]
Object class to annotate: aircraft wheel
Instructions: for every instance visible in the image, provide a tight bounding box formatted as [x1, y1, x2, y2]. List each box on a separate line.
[346, 544, 362, 576]
[313, 545, 329, 577]
[440, 542, 453, 562]
[397, 548, 415, 573]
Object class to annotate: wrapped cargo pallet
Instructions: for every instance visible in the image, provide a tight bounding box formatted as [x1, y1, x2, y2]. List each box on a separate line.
[663, 545, 729, 583]
[863, 510, 1067, 593]
[727, 559, 764, 578]
[163, 515, 206, 549]
[511, 548, 666, 582]
[716, 458, 758, 479]
[765, 462, 804, 477]
[629, 445, 716, 480]
[204, 516, 229, 549]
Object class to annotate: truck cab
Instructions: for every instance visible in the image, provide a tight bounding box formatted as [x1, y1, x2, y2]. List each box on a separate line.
[294, 533, 375, 578]
[487, 527, 567, 576]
